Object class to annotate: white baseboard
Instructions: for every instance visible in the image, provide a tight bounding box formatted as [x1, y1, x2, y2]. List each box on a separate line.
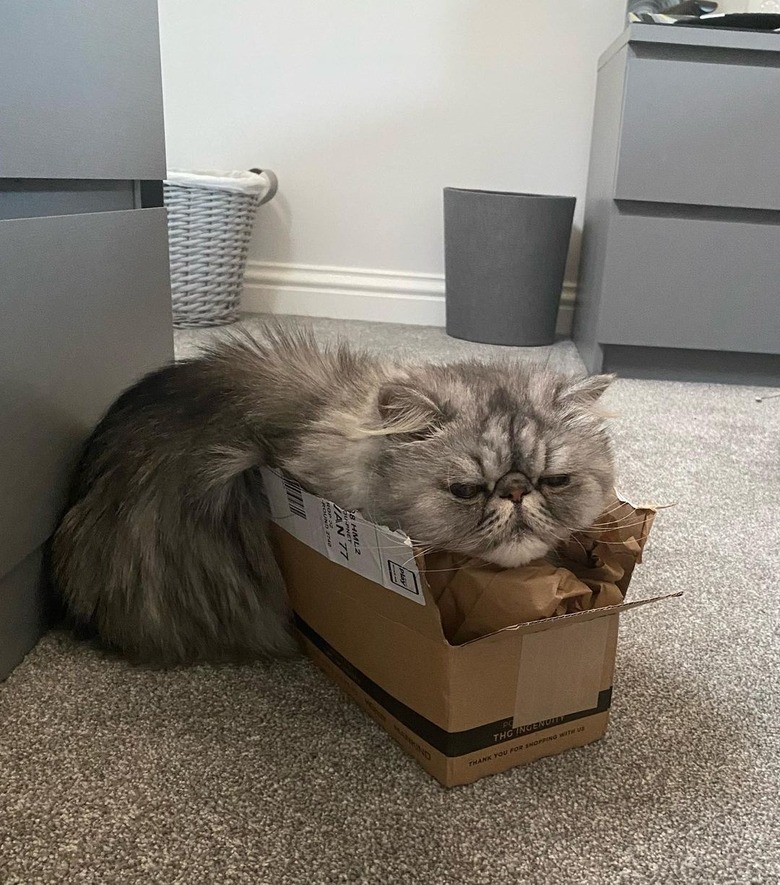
[243, 261, 576, 336]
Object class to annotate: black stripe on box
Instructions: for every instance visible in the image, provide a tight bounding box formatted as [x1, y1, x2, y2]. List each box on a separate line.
[294, 614, 612, 758]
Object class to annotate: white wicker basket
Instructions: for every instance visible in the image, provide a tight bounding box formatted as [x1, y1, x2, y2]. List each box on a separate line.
[164, 168, 278, 327]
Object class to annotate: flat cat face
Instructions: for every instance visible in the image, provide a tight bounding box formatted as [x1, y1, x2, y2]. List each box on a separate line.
[370, 364, 616, 567]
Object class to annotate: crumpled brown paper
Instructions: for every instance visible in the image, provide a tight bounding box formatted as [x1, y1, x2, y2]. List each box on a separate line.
[423, 497, 656, 645]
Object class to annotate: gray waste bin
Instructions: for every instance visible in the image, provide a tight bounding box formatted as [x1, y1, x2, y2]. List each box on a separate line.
[444, 188, 576, 346]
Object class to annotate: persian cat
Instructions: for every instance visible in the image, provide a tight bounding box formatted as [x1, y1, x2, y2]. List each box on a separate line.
[52, 327, 615, 663]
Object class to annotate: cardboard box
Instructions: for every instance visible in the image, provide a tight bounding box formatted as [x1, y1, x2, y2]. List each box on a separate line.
[261, 468, 678, 787]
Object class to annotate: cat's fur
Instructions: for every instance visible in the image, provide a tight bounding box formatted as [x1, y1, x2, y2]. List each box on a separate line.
[52, 326, 615, 664]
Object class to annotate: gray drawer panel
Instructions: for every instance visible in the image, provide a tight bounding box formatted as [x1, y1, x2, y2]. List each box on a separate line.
[0, 0, 166, 179]
[0, 547, 47, 680]
[598, 212, 780, 353]
[0, 180, 136, 220]
[0, 208, 173, 579]
[615, 52, 780, 211]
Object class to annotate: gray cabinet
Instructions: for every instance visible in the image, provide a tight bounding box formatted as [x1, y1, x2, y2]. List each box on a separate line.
[0, 0, 166, 179]
[0, 0, 173, 679]
[574, 24, 780, 383]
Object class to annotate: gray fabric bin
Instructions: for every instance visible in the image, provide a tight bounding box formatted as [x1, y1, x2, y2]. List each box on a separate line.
[444, 188, 576, 346]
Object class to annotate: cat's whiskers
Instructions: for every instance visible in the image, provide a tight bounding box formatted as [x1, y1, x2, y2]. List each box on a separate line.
[586, 511, 651, 527]
[415, 558, 506, 576]
[563, 517, 652, 534]
[595, 500, 634, 518]
[561, 532, 591, 559]
[571, 538, 648, 547]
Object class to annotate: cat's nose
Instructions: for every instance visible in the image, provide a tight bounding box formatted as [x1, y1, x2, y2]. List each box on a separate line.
[497, 474, 531, 502]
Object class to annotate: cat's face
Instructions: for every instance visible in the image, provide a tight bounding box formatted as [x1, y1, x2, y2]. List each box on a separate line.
[370, 364, 616, 567]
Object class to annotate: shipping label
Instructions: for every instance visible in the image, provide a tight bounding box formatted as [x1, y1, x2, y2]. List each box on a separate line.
[260, 467, 425, 605]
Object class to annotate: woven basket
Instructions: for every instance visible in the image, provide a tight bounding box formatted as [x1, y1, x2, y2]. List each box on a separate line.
[164, 168, 278, 327]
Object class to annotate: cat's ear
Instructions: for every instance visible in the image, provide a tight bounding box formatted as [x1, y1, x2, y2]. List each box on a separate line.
[559, 374, 615, 407]
[377, 382, 447, 438]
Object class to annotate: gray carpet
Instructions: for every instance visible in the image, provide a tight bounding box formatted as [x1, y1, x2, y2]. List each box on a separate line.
[2, 315, 778, 885]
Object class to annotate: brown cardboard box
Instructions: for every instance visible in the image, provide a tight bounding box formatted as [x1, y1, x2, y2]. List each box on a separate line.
[261, 468, 679, 787]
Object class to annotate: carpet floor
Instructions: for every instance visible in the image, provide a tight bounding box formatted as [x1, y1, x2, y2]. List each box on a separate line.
[1, 315, 778, 884]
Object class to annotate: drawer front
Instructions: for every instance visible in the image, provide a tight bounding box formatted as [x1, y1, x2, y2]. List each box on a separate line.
[0, 208, 173, 578]
[0, 0, 166, 179]
[598, 210, 780, 353]
[0, 547, 47, 680]
[615, 49, 780, 212]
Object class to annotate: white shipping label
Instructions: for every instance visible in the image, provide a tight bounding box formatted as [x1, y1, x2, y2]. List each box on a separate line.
[259, 467, 326, 556]
[320, 500, 382, 581]
[259, 467, 424, 605]
[376, 527, 425, 605]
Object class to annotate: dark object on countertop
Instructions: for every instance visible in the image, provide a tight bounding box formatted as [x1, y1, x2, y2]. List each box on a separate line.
[627, 0, 716, 14]
[675, 13, 780, 30]
[665, 1, 717, 15]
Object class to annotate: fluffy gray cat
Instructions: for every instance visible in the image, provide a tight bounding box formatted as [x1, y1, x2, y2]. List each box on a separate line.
[52, 327, 615, 664]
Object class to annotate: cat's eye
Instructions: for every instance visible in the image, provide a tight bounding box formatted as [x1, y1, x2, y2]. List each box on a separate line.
[541, 474, 571, 488]
[449, 482, 483, 500]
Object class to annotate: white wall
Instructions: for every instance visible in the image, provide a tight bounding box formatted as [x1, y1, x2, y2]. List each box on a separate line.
[159, 0, 626, 324]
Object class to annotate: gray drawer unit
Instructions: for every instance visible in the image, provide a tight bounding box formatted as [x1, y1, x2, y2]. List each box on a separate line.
[614, 46, 780, 212]
[0, 1, 173, 679]
[0, 551, 49, 678]
[599, 209, 780, 353]
[573, 24, 780, 383]
[0, 0, 166, 180]
[0, 209, 173, 580]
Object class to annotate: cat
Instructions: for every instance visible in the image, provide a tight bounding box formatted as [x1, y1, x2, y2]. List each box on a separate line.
[51, 326, 615, 664]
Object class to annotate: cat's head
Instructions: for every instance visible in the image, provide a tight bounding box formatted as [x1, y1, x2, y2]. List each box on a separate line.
[368, 363, 616, 567]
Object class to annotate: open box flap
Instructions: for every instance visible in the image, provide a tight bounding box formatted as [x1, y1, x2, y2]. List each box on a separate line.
[459, 591, 683, 645]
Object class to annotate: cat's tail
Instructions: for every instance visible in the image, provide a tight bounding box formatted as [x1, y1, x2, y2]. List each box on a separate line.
[50, 359, 299, 666]
[51, 470, 299, 666]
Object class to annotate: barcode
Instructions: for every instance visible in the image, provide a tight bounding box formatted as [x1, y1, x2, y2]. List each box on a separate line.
[284, 476, 307, 519]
